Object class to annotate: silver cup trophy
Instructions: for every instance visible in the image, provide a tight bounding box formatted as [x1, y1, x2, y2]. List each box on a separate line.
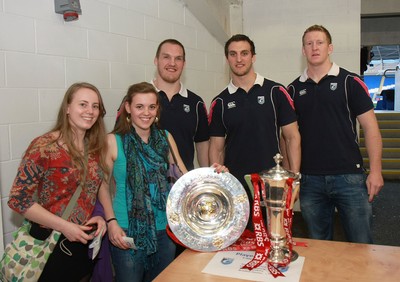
[248, 153, 300, 267]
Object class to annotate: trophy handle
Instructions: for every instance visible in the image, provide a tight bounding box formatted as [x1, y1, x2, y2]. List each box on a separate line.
[244, 174, 267, 207]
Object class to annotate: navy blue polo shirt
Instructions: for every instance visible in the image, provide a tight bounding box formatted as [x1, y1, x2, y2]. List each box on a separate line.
[209, 73, 297, 185]
[155, 83, 209, 170]
[287, 63, 374, 175]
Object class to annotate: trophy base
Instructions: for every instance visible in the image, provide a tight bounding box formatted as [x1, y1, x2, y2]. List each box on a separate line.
[280, 248, 299, 262]
[289, 250, 299, 262]
[269, 249, 299, 266]
[282, 249, 299, 262]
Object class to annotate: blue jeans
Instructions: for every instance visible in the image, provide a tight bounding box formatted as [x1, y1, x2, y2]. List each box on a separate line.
[299, 174, 373, 243]
[110, 230, 176, 282]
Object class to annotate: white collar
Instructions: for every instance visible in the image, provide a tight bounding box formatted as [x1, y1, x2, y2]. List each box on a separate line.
[227, 73, 264, 94]
[299, 62, 340, 82]
[151, 79, 188, 97]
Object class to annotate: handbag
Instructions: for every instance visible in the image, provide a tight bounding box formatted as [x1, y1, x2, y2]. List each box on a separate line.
[167, 162, 183, 185]
[161, 130, 183, 185]
[0, 152, 88, 282]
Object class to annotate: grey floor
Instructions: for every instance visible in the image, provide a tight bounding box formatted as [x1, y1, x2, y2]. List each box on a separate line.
[292, 180, 400, 246]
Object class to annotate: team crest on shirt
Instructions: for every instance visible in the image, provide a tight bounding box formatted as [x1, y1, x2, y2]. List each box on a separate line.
[257, 96, 265, 104]
[299, 89, 307, 96]
[227, 101, 236, 109]
[330, 83, 337, 91]
[183, 104, 190, 113]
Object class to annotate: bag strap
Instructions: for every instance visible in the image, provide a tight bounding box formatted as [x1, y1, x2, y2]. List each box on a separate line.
[160, 129, 180, 168]
[61, 145, 88, 220]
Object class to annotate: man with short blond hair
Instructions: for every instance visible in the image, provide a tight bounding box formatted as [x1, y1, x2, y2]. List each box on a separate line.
[287, 25, 384, 243]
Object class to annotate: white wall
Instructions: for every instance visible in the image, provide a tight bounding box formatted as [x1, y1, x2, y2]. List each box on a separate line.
[0, 0, 365, 250]
[0, 199, 3, 254]
[0, 0, 228, 248]
[243, 0, 361, 86]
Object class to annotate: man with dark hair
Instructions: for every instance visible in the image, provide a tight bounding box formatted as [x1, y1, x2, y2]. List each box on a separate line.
[287, 24, 384, 243]
[152, 39, 209, 170]
[209, 34, 301, 198]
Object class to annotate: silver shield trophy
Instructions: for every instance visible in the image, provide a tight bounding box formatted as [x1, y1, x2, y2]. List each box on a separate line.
[167, 167, 250, 252]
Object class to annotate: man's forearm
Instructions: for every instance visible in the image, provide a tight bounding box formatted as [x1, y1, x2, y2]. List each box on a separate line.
[196, 141, 210, 167]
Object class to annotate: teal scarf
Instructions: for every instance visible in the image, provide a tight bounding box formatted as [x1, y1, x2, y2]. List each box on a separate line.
[122, 125, 169, 269]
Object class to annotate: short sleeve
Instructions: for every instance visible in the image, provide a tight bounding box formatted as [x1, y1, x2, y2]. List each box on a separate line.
[347, 75, 374, 116]
[208, 97, 226, 137]
[274, 86, 297, 127]
[194, 101, 210, 143]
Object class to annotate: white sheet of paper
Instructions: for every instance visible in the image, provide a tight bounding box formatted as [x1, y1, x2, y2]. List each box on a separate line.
[122, 236, 138, 250]
[89, 226, 104, 260]
[202, 251, 305, 282]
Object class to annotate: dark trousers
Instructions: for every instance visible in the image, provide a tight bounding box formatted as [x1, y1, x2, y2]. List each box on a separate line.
[30, 223, 93, 282]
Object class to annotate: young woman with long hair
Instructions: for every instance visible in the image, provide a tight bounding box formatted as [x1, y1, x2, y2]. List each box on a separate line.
[8, 82, 109, 281]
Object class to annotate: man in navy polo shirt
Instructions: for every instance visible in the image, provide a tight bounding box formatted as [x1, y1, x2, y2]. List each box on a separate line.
[152, 39, 209, 170]
[209, 34, 301, 198]
[287, 25, 384, 243]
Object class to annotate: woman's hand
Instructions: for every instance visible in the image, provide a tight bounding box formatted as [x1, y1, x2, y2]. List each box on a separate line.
[86, 215, 106, 237]
[211, 163, 229, 174]
[107, 220, 130, 250]
[59, 221, 95, 244]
